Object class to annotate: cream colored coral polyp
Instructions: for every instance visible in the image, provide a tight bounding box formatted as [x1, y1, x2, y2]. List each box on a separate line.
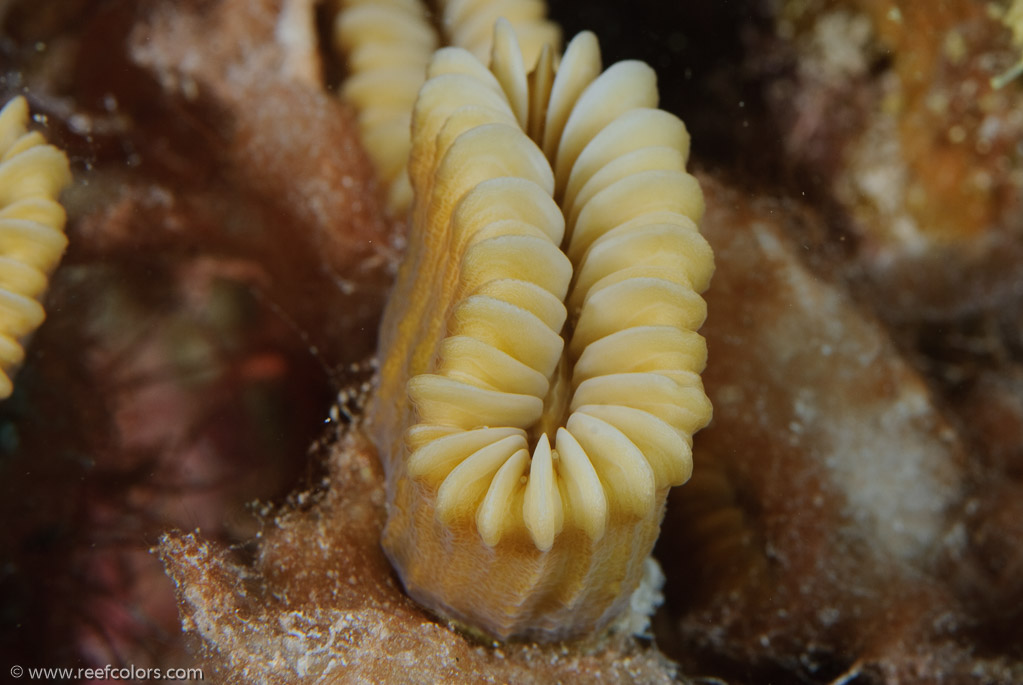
[407, 427, 527, 485]
[563, 146, 687, 230]
[435, 438, 529, 524]
[575, 403, 693, 487]
[477, 446, 532, 546]
[335, 4, 435, 52]
[551, 426, 608, 540]
[427, 46, 503, 85]
[451, 295, 563, 375]
[573, 326, 708, 385]
[335, 0, 565, 215]
[438, 0, 561, 67]
[371, 23, 712, 641]
[0, 97, 71, 399]
[570, 220, 714, 308]
[0, 216, 67, 273]
[541, 31, 601, 159]
[410, 374, 543, 431]
[525, 45, 555, 143]
[570, 278, 707, 355]
[448, 0, 546, 51]
[450, 178, 565, 246]
[0, 150, 68, 206]
[552, 61, 658, 196]
[491, 20, 530, 128]
[437, 335, 550, 397]
[567, 170, 706, 261]
[332, 0, 435, 214]
[521, 433, 563, 550]
[458, 236, 570, 301]
[562, 107, 691, 205]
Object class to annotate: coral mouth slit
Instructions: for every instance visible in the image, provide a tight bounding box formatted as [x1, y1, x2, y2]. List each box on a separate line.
[369, 21, 713, 642]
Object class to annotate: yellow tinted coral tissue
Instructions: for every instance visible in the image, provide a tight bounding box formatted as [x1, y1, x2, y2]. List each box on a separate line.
[368, 20, 713, 642]
[0, 96, 72, 399]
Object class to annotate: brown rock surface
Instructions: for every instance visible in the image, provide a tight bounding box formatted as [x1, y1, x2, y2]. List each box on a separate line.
[763, 0, 1023, 249]
[657, 176, 1022, 684]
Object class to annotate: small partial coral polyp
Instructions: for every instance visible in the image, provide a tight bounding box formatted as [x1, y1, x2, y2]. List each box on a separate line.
[0, 96, 71, 399]
[370, 23, 713, 642]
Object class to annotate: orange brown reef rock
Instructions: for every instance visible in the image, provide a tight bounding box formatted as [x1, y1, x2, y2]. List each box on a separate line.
[2, 0, 1023, 683]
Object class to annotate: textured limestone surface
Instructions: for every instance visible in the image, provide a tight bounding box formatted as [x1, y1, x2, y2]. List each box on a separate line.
[659, 176, 1021, 684]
